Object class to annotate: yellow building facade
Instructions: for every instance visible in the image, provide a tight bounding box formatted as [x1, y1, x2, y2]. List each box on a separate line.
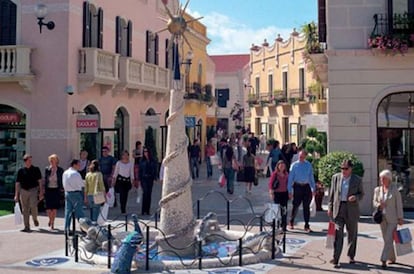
[181, 12, 212, 158]
[248, 31, 327, 145]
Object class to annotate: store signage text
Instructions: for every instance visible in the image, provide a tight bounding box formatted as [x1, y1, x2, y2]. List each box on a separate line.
[0, 113, 21, 123]
[76, 115, 99, 133]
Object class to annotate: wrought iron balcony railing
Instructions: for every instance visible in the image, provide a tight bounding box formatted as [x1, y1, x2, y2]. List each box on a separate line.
[372, 13, 414, 43]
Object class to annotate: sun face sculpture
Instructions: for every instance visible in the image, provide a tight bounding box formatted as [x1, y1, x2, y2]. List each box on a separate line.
[158, 0, 202, 51]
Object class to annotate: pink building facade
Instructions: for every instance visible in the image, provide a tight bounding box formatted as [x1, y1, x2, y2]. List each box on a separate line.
[0, 0, 180, 196]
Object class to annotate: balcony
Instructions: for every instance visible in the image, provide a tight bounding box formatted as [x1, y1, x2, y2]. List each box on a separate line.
[119, 57, 170, 93]
[0, 46, 34, 91]
[370, 13, 414, 54]
[78, 48, 119, 92]
[184, 83, 214, 106]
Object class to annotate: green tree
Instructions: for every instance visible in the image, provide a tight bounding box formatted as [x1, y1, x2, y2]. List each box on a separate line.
[318, 151, 365, 188]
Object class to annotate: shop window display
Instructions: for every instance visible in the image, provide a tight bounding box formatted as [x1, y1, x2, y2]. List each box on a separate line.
[0, 105, 26, 197]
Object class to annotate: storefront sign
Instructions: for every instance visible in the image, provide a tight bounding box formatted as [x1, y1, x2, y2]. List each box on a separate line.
[0, 113, 20, 123]
[301, 114, 328, 132]
[76, 115, 99, 133]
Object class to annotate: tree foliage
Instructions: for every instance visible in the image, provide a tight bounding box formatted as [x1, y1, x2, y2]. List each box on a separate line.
[318, 151, 365, 187]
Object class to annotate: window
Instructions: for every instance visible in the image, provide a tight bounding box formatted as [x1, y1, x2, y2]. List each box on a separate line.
[255, 77, 260, 96]
[268, 74, 273, 97]
[115, 17, 132, 57]
[0, 0, 17, 45]
[198, 63, 203, 85]
[317, 0, 326, 43]
[83, 1, 103, 48]
[216, 88, 229, 108]
[282, 71, 288, 98]
[299, 68, 305, 99]
[146, 30, 159, 65]
[282, 117, 289, 144]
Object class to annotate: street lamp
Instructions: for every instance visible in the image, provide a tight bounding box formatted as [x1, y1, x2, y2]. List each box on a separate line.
[35, 3, 55, 33]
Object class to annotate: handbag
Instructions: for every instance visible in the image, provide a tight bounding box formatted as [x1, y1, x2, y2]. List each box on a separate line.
[93, 175, 106, 205]
[325, 221, 335, 249]
[394, 227, 412, 244]
[372, 206, 383, 224]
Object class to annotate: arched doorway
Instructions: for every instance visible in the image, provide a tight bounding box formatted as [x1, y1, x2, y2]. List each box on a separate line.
[143, 108, 160, 161]
[377, 92, 414, 209]
[115, 107, 129, 154]
[0, 104, 26, 197]
[80, 105, 100, 160]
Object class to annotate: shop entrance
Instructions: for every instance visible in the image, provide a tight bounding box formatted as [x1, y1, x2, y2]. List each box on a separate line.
[377, 92, 414, 209]
[0, 104, 26, 197]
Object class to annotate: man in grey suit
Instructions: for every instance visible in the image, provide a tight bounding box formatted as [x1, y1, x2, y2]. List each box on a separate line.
[327, 159, 364, 268]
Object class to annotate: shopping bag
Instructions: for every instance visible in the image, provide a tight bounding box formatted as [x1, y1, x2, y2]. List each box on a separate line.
[395, 227, 412, 244]
[218, 174, 226, 188]
[97, 203, 109, 225]
[106, 187, 115, 207]
[14, 202, 22, 225]
[310, 197, 316, 217]
[393, 228, 413, 256]
[325, 221, 335, 249]
[210, 154, 221, 165]
[264, 203, 280, 223]
[136, 188, 141, 204]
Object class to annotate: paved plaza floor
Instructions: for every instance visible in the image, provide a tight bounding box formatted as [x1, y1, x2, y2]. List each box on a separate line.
[1, 154, 413, 273]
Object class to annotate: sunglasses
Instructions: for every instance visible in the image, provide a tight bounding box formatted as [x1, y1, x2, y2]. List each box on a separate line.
[341, 167, 349, 170]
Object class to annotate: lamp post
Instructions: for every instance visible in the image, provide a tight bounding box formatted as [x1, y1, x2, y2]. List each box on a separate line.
[35, 3, 55, 33]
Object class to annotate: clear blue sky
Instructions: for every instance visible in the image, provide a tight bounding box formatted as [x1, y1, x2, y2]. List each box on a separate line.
[180, 0, 317, 54]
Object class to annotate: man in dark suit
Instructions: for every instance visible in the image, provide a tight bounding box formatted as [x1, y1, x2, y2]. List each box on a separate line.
[328, 159, 364, 268]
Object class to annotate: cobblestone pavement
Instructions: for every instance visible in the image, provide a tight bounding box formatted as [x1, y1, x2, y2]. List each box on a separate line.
[0, 153, 413, 273]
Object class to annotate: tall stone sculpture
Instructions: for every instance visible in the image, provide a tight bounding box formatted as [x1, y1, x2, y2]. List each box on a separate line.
[155, 0, 202, 256]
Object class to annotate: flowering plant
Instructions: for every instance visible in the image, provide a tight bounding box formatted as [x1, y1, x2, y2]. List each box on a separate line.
[368, 35, 414, 55]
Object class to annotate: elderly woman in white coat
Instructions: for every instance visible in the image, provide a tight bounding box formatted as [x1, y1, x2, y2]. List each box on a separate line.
[373, 169, 404, 269]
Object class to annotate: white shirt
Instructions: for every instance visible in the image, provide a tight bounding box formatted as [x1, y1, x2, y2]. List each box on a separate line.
[62, 167, 84, 191]
[113, 161, 134, 180]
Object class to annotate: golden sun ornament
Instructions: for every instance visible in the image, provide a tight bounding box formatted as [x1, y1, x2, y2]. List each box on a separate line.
[157, 0, 203, 51]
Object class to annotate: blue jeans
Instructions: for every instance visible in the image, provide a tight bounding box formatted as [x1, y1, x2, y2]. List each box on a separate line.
[224, 167, 235, 194]
[64, 191, 85, 231]
[87, 195, 100, 222]
[206, 156, 213, 177]
[190, 157, 199, 179]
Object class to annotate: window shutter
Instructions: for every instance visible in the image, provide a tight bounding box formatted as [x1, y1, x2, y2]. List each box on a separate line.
[98, 8, 103, 49]
[317, 0, 326, 43]
[165, 39, 169, 68]
[115, 16, 121, 53]
[154, 34, 159, 65]
[82, 1, 90, 47]
[146, 30, 150, 63]
[127, 20, 133, 57]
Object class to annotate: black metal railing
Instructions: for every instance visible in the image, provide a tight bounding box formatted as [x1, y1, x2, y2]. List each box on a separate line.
[372, 13, 414, 44]
[64, 191, 286, 271]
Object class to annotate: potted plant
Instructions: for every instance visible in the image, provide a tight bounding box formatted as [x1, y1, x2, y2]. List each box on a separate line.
[300, 127, 327, 210]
